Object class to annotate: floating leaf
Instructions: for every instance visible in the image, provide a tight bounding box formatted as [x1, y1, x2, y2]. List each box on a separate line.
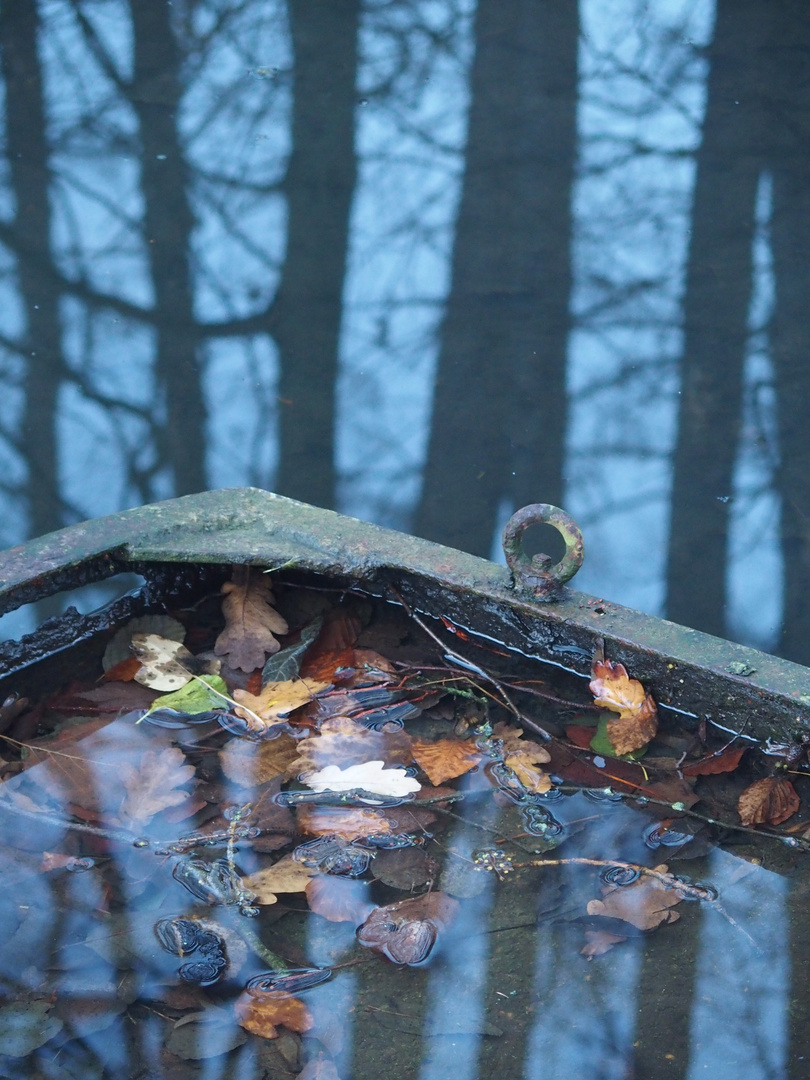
[301, 761, 421, 798]
[737, 775, 799, 826]
[146, 675, 229, 718]
[242, 854, 318, 904]
[412, 738, 482, 786]
[131, 633, 196, 692]
[683, 746, 746, 776]
[235, 990, 313, 1039]
[233, 678, 330, 731]
[117, 747, 196, 828]
[586, 864, 682, 930]
[589, 658, 658, 755]
[215, 567, 289, 672]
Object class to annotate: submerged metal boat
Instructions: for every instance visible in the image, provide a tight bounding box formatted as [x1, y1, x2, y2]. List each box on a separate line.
[0, 486, 806, 744]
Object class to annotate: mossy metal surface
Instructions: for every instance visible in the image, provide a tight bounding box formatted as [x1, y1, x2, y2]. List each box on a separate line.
[0, 487, 807, 742]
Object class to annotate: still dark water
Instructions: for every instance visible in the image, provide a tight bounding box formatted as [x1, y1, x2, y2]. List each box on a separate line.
[1, 6, 810, 1076]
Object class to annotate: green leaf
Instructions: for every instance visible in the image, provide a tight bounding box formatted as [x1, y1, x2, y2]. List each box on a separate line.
[589, 716, 648, 761]
[146, 674, 229, 717]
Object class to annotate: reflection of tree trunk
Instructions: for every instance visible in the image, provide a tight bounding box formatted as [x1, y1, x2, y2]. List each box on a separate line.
[765, 5, 810, 666]
[415, 0, 577, 556]
[665, 0, 765, 635]
[0, 4, 63, 539]
[129, 1, 206, 496]
[274, 0, 359, 509]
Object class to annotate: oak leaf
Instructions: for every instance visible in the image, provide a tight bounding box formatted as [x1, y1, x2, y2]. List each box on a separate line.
[411, 738, 482, 786]
[215, 567, 289, 672]
[117, 747, 196, 828]
[589, 658, 658, 755]
[233, 678, 330, 731]
[295, 806, 392, 839]
[242, 854, 318, 904]
[492, 723, 552, 793]
[586, 865, 682, 930]
[301, 761, 421, 798]
[234, 990, 313, 1039]
[219, 733, 300, 787]
[291, 717, 413, 775]
[737, 775, 799, 826]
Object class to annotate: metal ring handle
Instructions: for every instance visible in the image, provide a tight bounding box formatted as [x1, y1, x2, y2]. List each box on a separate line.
[502, 504, 584, 599]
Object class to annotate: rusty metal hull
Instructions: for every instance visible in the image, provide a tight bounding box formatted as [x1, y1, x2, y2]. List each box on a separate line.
[0, 487, 806, 742]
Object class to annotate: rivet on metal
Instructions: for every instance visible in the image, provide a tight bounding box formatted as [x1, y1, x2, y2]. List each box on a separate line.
[502, 504, 584, 600]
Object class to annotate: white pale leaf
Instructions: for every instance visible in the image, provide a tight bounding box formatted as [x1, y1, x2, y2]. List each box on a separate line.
[301, 760, 421, 798]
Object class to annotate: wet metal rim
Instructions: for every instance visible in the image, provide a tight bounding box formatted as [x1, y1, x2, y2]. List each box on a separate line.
[0, 487, 807, 743]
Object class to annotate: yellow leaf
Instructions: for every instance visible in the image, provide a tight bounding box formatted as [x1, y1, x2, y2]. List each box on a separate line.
[233, 678, 330, 730]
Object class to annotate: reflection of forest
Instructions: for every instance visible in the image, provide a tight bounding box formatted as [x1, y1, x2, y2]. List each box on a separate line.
[0, 0, 807, 661]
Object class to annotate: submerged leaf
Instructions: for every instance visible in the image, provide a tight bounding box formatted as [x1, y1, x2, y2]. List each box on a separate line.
[411, 738, 482, 786]
[146, 674, 229, 718]
[581, 929, 627, 958]
[683, 746, 746, 776]
[235, 990, 313, 1039]
[305, 876, 375, 924]
[215, 567, 289, 672]
[131, 633, 196, 692]
[118, 747, 196, 828]
[586, 864, 682, 930]
[242, 854, 318, 904]
[233, 678, 330, 730]
[737, 775, 799, 826]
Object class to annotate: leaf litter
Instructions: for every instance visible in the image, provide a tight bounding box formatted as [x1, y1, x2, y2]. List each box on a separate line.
[0, 566, 807, 1075]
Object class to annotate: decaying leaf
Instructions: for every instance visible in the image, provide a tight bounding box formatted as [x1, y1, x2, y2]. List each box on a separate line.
[131, 633, 196, 692]
[295, 806, 393, 839]
[357, 892, 459, 965]
[233, 678, 330, 731]
[242, 854, 318, 904]
[411, 738, 482, 786]
[737, 775, 800, 826]
[291, 717, 413, 774]
[305, 875, 375, 924]
[215, 567, 289, 672]
[589, 658, 658, 755]
[581, 929, 627, 958]
[117, 747, 197, 828]
[219, 733, 300, 787]
[493, 723, 552, 792]
[586, 865, 682, 930]
[683, 746, 747, 776]
[301, 761, 421, 798]
[235, 990, 313, 1039]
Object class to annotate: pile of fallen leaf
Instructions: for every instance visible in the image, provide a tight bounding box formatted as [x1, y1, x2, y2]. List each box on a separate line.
[0, 566, 805, 1076]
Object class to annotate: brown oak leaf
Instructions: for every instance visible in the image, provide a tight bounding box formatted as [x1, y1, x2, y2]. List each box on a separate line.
[737, 775, 800, 826]
[492, 722, 552, 792]
[219, 733, 300, 787]
[117, 747, 196, 828]
[235, 990, 313, 1039]
[295, 806, 393, 840]
[586, 865, 682, 930]
[589, 658, 658, 755]
[215, 567, 289, 672]
[411, 738, 482, 786]
[233, 678, 330, 732]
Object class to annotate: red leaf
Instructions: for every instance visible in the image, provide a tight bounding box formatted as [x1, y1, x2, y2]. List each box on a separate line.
[682, 746, 746, 776]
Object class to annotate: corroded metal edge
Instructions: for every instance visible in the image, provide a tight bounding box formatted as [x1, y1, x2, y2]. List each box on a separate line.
[0, 487, 807, 742]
